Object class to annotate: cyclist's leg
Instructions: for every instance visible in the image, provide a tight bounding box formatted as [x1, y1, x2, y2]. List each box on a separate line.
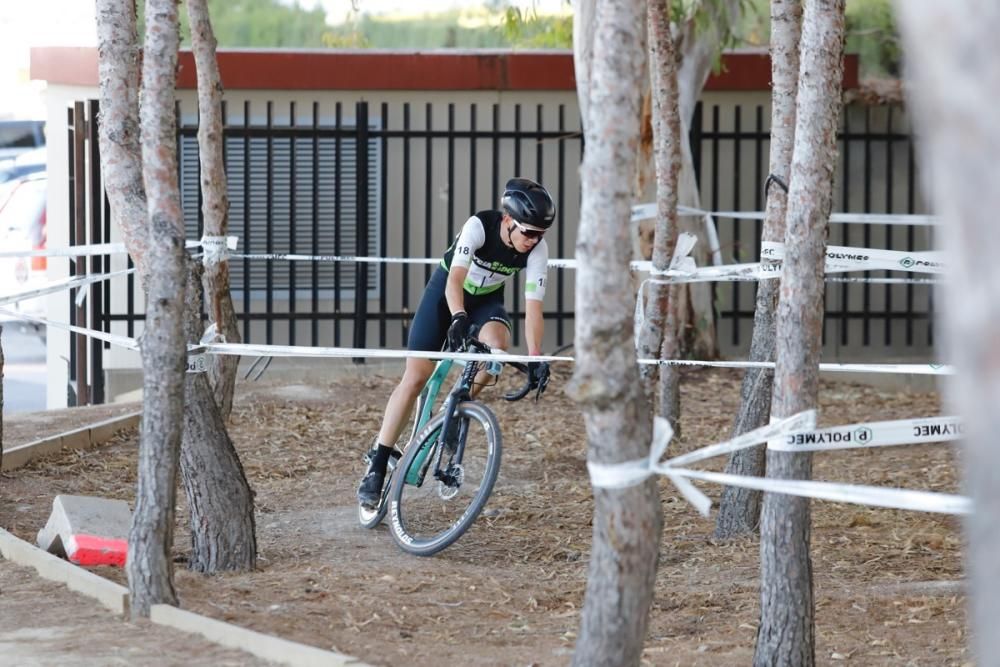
[468, 301, 512, 398]
[359, 269, 449, 507]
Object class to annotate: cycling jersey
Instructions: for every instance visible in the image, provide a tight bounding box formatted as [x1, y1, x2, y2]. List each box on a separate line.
[441, 210, 548, 301]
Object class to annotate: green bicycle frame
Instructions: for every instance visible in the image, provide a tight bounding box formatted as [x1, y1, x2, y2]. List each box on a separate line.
[404, 358, 454, 485]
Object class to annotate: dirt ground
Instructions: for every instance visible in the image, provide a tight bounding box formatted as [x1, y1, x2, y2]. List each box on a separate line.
[0, 366, 967, 666]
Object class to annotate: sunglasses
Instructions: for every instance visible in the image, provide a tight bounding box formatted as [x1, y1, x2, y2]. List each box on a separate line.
[512, 221, 545, 240]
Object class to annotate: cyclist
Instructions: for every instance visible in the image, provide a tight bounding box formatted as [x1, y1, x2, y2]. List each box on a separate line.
[357, 177, 554, 508]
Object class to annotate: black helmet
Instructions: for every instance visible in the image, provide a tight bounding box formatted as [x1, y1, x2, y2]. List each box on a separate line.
[501, 177, 556, 230]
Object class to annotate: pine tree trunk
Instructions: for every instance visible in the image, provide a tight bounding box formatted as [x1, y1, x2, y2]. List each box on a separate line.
[95, 0, 150, 289]
[186, 0, 240, 420]
[180, 260, 256, 572]
[128, 0, 187, 618]
[754, 1, 843, 664]
[636, 0, 682, 431]
[894, 2, 1000, 661]
[568, 0, 662, 664]
[715, 0, 802, 539]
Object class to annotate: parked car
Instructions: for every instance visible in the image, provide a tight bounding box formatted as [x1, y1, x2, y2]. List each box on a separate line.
[0, 146, 46, 184]
[0, 120, 46, 167]
[0, 172, 48, 320]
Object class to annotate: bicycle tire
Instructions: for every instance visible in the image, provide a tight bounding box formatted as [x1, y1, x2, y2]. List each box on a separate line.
[388, 401, 501, 556]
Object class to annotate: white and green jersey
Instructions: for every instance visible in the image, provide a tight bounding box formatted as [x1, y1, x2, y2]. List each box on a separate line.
[441, 210, 548, 301]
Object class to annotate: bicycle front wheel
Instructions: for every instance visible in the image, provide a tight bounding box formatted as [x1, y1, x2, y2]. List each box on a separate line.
[388, 401, 501, 556]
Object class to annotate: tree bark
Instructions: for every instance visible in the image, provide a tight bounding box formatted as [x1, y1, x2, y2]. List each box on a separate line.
[754, 1, 843, 664]
[572, 0, 598, 130]
[180, 260, 257, 572]
[636, 0, 682, 432]
[128, 0, 187, 618]
[893, 2, 1000, 662]
[715, 0, 802, 539]
[95, 0, 150, 290]
[186, 0, 240, 420]
[568, 0, 662, 664]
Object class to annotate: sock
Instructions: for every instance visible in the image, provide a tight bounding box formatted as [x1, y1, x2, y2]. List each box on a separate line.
[370, 444, 394, 474]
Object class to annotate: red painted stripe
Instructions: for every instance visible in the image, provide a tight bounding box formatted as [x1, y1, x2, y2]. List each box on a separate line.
[67, 534, 128, 568]
[31, 47, 859, 92]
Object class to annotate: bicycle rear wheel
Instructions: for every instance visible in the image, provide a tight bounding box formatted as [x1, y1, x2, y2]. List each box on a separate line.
[388, 401, 501, 556]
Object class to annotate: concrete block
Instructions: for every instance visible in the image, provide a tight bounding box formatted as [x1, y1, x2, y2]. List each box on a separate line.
[90, 411, 141, 445]
[150, 604, 368, 667]
[60, 427, 91, 452]
[37, 495, 131, 567]
[0, 528, 128, 615]
[2, 438, 62, 471]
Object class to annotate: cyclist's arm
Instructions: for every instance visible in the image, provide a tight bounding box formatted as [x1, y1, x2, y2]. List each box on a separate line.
[446, 216, 485, 315]
[523, 239, 548, 355]
[525, 300, 544, 355]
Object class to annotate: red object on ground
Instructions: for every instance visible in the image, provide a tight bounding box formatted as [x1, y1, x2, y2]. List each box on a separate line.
[67, 534, 128, 567]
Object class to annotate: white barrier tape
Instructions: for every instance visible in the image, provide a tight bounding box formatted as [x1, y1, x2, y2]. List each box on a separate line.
[200, 235, 239, 266]
[631, 203, 939, 226]
[187, 353, 209, 373]
[761, 241, 945, 275]
[0, 239, 205, 260]
[638, 358, 953, 375]
[202, 341, 573, 366]
[665, 468, 971, 515]
[770, 415, 962, 452]
[0, 308, 139, 351]
[664, 411, 818, 469]
[232, 252, 440, 266]
[0, 268, 136, 308]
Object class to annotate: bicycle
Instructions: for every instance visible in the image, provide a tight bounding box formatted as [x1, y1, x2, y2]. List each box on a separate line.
[357, 335, 546, 556]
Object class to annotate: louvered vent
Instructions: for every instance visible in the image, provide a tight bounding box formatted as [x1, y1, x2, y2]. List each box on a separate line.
[179, 127, 381, 297]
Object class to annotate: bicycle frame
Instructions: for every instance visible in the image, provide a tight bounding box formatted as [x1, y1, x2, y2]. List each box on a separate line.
[403, 354, 483, 486]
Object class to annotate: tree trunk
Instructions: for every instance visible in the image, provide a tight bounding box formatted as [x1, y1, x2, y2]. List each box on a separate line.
[754, 1, 843, 664]
[894, 2, 1000, 662]
[670, 0, 742, 360]
[568, 0, 662, 664]
[186, 0, 240, 420]
[180, 259, 256, 572]
[572, 0, 598, 130]
[636, 0, 682, 432]
[715, 0, 802, 539]
[128, 0, 187, 618]
[95, 0, 150, 290]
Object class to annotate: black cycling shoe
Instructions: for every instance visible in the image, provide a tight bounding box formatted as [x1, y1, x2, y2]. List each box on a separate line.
[357, 470, 386, 509]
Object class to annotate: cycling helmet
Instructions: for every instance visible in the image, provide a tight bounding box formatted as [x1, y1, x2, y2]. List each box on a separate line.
[501, 177, 556, 230]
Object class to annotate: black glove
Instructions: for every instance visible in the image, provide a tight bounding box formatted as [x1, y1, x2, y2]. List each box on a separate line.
[447, 311, 471, 351]
[527, 360, 550, 396]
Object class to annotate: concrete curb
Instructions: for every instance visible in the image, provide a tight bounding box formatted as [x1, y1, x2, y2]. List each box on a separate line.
[0, 527, 128, 615]
[150, 604, 369, 667]
[0, 528, 368, 667]
[2, 410, 142, 472]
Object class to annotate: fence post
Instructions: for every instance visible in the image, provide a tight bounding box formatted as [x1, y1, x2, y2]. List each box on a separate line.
[353, 101, 369, 362]
[72, 101, 90, 406]
[88, 99, 105, 404]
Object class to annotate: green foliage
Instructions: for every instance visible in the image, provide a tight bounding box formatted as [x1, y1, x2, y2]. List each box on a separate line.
[323, 9, 511, 49]
[737, 0, 902, 78]
[499, 5, 573, 49]
[138, 0, 331, 48]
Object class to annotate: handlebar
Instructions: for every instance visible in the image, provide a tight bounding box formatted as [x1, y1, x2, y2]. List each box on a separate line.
[459, 334, 545, 403]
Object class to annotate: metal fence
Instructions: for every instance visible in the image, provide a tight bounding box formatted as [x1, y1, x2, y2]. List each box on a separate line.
[66, 97, 933, 405]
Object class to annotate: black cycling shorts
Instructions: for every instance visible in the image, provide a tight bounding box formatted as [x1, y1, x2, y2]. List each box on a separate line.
[407, 267, 513, 352]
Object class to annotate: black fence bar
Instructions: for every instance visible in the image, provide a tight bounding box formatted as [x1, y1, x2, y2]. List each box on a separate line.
[87, 99, 105, 404]
[72, 101, 89, 406]
[289, 101, 298, 347]
[352, 101, 370, 359]
[71, 96, 934, 407]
